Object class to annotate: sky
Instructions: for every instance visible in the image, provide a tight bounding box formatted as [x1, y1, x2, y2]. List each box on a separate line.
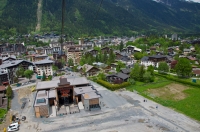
[186, 0, 200, 3]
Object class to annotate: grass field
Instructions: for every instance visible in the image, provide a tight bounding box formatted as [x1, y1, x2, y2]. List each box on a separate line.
[0, 109, 7, 124]
[126, 76, 200, 121]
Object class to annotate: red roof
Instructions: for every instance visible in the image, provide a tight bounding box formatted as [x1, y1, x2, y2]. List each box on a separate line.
[0, 86, 6, 91]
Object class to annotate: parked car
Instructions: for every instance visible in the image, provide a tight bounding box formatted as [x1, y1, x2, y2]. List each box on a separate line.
[21, 102, 26, 109]
[7, 122, 19, 132]
[21, 116, 26, 121]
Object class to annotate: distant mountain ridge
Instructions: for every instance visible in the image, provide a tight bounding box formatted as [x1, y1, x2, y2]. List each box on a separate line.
[0, 0, 200, 37]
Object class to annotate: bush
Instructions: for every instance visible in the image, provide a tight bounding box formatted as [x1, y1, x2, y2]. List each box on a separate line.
[155, 73, 200, 88]
[48, 75, 52, 80]
[6, 85, 13, 99]
[96, 79, 130, 91]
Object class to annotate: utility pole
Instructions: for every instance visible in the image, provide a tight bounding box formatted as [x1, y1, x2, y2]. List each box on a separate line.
[60, 0, 66, 55]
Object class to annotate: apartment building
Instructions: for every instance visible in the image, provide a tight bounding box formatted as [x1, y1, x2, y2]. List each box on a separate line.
[67, 47, 82, 65]
[34, 60, 54, 79]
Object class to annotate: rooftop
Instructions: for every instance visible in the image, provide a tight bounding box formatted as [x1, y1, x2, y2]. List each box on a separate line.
[34, 59, 54, 65]
[74, 86, 96, 95]
[36, 77, 90, 90]
[82, 92, 101, 100]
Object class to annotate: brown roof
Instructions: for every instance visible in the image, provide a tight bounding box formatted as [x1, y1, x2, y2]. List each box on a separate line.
[193, 70, 200, 75]
[0, 86, 5, 91]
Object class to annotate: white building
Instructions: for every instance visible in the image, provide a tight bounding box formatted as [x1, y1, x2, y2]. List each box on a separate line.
[34, 60, 54, 78]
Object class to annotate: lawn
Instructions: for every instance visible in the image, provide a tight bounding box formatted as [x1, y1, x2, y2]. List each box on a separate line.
[0, 109, 7, 123]
[126, 76, 200, 121]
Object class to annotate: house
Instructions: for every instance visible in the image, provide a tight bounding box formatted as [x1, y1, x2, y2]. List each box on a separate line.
[150, 46, 156, 51]
[85, 49, 98, 56]
[93, 62, 107, 68]
[183, 49, 191, 55]
[141, 55, 168, 68]
[26, 45, 36, 49]
[106, 72, 130, 84]
[0, 60, 34, 84]
[121, 46, 142, 53]
[34, 60, 54, 79]
[34, 77, 102, 117]
[192, 68, 200, 77]
[120, 68, 131, 75]
[101, 47, 111, 54]
[81, 64, 100, 76]
[0, 70, 8, 86]
[35, 47, 44, 54]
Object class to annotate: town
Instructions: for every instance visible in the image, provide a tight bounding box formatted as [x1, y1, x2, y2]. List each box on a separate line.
[0, 33, 200, 132]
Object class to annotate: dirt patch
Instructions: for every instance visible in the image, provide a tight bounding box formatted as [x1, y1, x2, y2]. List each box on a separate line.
[138, 119, 145, 123]
[17, 86, 34, 104]
[148, 83, 188, 101]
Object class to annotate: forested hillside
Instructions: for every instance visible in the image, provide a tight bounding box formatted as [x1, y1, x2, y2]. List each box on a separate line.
[0, 0, 200, 37]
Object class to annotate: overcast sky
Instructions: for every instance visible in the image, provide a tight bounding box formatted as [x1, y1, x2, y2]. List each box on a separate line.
[187, 0, 200, 3]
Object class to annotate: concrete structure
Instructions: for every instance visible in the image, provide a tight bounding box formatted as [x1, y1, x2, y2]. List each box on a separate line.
[34, 77, 101, 117]
[34, 60, 54, 79]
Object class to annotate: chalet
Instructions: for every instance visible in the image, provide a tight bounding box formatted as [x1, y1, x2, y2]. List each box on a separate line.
[141, 55, 168, 68]
[101, 47, 111, 54]
[81, 64, 100, 76]
[85, 49, 98, 56]
[120, 68, 131, 75]
[35, 47, 44, 54]
[106, 72, 130, 84]
[0, 60, 34, 84]
[150, 46, 156, 51]
[183, 49, 191, 55]
[192, 69, 200, 77]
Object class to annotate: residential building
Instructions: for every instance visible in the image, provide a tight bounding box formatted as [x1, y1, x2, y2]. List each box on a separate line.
[183, 49, 191, 55]
[0, 85, 7, 108]
[141, 55, 168, 68]
[34, 60, 54, 79]
[80, 64, 100, 76]
[67, 47, 82, 65]
[106, 72, 130, 84]
[0, 60, 33, 84]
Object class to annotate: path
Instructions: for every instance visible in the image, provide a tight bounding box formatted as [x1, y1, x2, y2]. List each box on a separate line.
[36, 0, 43, 31]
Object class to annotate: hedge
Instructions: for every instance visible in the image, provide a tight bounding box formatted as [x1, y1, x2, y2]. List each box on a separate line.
[155, 72, 200, 88]
[96, 79, 130, 91]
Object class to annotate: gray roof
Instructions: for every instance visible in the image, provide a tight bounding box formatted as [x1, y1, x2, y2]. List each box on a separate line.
[141, 56, 149, 62]
[0, 60, 33, 69]
[107, 72, 130, 80]
[82, 92, 101, 100]
[36, 77, 90, 90]
[34, 59, 54, 65]
[74, 86, 96, 95]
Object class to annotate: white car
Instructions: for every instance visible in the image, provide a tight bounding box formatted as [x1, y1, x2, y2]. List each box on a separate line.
[7, 123, 19, 132]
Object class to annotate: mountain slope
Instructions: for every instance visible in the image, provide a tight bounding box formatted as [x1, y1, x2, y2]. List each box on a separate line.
[0, 0, 200, 36]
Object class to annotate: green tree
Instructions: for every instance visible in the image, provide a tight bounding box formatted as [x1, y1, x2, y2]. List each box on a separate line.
[139, 65, 145, 81]
[6, 85, 13, 99]
[158, 62, 169, 74]
[14, 76, 19, 83]
[134, 52, 144, 60]
[108, 50, 116, 65]
[175, 58, 192, 78]
[116, 61, 125, 72]
[97, 72, 106, 81]
[52, 65, 58, 72]
[16, 65, 24, 77]
[119, 41, 124, 51]
[103, 53, 108, 63]
[143, 72, 154, 83]
[130, 63, 140, 81]
[24, 70, 34, 81]
[42, 72, 46, 81]
[147, 65, 154, 76]
[68, 58, 74, 67]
